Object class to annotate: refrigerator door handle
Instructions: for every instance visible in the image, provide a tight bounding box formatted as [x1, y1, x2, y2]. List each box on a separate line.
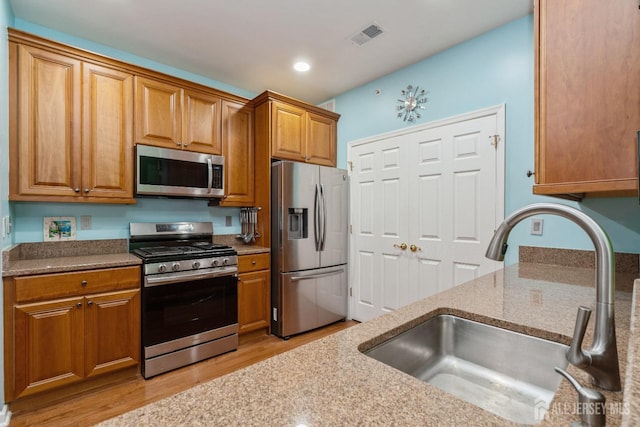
[314, 183, 321, 251]
[289, 267, 345, 282]
[320, 184, 327, 251]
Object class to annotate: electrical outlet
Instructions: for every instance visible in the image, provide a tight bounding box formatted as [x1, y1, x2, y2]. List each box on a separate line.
[530, 218, 543, 236]
[80, 215, 92, 230]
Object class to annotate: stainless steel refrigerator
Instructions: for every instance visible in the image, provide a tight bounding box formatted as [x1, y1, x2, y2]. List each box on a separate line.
[271, 160, 349, 338]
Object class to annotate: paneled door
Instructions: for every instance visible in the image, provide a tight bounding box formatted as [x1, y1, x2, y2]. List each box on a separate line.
[349, 106, 504, 322]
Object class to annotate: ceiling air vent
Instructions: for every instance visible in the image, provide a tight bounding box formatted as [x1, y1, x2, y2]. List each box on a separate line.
[349, 23, 385, 46]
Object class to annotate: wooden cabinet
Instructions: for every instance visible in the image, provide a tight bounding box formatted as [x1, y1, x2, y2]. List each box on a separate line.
[254, 91, 339, 167]
[533, 0, 640, 199]
[134, 76, 222, 154]
[220, 100, 255, 206]
[237, 253, 270, 335]
[4, 266, 140, 401]
[9, 41, 134, 203]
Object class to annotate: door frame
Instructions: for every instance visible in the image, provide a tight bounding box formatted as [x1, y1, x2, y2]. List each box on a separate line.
[346, 104, 506, 319]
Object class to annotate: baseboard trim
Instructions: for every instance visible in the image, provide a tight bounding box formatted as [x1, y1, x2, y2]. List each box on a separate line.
[0, 404, 12, 427]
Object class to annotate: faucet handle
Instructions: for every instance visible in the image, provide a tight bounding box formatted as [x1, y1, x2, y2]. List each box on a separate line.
[555, 367, 606, 427]
[567, 306, 593, 368]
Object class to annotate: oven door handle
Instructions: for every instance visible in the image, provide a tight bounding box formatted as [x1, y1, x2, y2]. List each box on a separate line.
[144, 267, 238, 287]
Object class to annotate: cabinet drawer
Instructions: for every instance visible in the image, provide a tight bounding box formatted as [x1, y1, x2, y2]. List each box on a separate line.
[14, 266, 140, 303]
[238, 253, 270, 273]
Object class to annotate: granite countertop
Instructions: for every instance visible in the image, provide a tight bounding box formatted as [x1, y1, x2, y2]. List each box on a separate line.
[1, 240, 141, 277]
[96, 263, 638, 427]
[1, 237, 270, 277]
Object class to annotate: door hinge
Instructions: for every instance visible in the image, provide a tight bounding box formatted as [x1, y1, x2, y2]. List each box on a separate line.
[489, 134, 500, 149]
[349, 287, 353, 297]
[348, 160, 354, 172]
[349, 224, 353, 234]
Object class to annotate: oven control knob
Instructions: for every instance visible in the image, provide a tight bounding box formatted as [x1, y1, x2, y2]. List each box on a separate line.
[172, 262, 181, 272]
[192, 260, 201, 269]
[212, 259, 220, 267]
[223, 257, 230, 266]
[158, 264, 167, 273]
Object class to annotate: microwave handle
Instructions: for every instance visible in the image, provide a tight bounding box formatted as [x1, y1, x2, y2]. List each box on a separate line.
[207, 157, 213, 194]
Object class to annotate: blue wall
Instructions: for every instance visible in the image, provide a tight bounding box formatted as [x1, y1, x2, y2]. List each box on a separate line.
[9, 19, 260, 242]
[333, 15, 640, 265]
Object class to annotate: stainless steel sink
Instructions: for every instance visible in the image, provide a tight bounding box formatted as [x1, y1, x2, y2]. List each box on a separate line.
[363, 314, 569, 425]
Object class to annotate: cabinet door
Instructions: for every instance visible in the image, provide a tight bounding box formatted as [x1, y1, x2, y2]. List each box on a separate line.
[15, 44, 82, 197]
[535, 0, 640, 196]
[84, 289, 140, 378]
[271, 101, 306, 161]
[220, 100, 255, 206]
[82, 63, 134, 200]
[183, 89, 222, 154]
[13, 297, 84, 399]
[238, 270, 270, 334]
[134, 76, 182, 149]
[306, 112, 337, 166]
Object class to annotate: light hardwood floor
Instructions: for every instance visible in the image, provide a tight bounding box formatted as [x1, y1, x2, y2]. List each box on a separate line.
[9, 321, 358, 427]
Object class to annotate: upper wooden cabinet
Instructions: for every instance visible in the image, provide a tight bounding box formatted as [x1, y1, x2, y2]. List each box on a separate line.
[134, 76, 223, 154]
[9, 34, 134, 203]
[8, 29, 254, 205]
[220, 100, 255, 206]
[533, 0, 640, 199]
[254, 90, 340, 167]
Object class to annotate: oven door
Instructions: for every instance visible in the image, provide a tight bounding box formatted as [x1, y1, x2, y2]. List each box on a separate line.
[142, 271, 238, 351]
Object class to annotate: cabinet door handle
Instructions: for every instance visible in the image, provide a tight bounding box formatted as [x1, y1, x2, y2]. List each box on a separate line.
[84, 188, 90, 194]
[393, 243, 407, 250]
[87, 301, 93, 306]
[76, 302, 82, 308]
[74, 188, 80, 193]
[410, 244, 422, 252]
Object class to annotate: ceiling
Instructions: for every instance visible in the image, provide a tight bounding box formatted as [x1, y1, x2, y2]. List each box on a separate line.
[10, 0, 533, 105]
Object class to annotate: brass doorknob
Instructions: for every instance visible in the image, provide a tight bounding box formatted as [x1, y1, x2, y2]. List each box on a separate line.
[394, 243, 407, 250]
[410, 244, 422, 252]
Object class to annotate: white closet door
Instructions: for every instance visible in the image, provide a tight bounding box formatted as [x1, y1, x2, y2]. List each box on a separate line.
[350, 136, 411, 321]
[349, 107, 504, 322]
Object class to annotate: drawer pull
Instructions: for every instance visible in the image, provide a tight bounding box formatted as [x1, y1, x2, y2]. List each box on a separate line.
[81, 280, 88, 286]
[76, 302, 82, 308]
[252, 260, 257, 265]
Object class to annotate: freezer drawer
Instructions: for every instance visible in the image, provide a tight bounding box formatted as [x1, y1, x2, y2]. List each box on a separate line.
[273, 265, 347, 338]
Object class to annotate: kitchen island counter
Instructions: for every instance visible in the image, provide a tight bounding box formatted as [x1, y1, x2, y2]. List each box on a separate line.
[98, 263, 637, 426]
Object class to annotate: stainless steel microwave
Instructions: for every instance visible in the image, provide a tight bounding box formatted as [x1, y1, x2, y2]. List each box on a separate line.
[135, 144, 224, 199]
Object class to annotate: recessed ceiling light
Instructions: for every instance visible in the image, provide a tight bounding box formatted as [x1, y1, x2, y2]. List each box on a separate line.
[293, 61, 311, 72]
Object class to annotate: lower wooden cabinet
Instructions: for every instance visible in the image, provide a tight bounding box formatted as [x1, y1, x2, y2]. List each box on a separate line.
[237, 253, 270, 335]
[5, 266, 140, 401]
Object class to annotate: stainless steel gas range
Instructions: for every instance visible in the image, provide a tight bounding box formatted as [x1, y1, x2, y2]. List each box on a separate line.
[129, 222, 238, 379]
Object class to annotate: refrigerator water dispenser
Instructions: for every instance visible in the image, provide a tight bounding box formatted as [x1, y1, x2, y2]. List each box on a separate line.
[288, 208, 308, 239]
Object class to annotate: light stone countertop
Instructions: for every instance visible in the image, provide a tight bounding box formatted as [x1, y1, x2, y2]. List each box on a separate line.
[96, 263, 638, 427]
[1, 239, 142, 277]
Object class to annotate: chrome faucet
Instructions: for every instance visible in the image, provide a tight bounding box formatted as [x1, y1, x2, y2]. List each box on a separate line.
[485, 203, 621, 391]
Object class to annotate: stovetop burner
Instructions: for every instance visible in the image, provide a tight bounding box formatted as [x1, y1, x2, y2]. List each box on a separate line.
[129, 222, 237, 264]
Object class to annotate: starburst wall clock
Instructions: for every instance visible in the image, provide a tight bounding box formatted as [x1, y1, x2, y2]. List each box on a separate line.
[396, 84, 428, 123]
